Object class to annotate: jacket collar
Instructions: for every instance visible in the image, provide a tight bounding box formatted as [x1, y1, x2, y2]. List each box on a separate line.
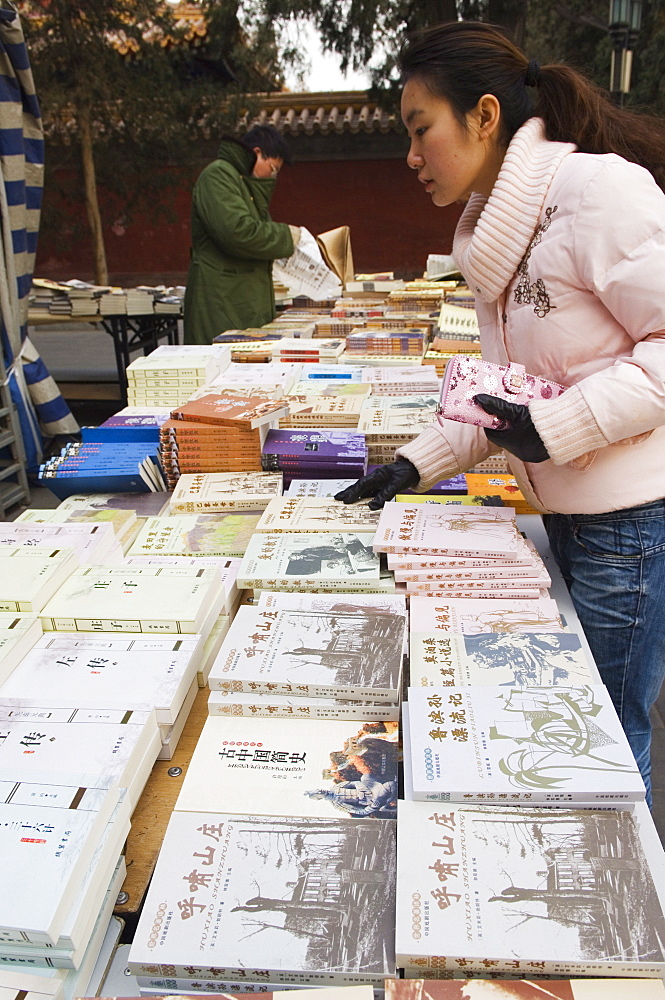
[217, 136, 256, 176]
[453, 117, 577, 303]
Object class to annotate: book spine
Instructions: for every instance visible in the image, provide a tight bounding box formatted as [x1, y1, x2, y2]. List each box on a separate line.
[40, 616, 196, 633]
[236, 579, 390, 594]
[208, 699, 400, 721]
[0, 951, 76, 970]
[411, 789, 642, 804]
[136, 977, 308, 993]
[208, 676, 397, 702]
[397, 955, 665, 978]
[127, 961, 386, 987]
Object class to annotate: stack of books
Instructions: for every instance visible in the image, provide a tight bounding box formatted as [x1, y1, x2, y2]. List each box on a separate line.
[271, 337, 345, 364]
[159, 393, 289, 487]
[98, 289, 127, 315]
[359, 365, 440, 396]
[14, 504, 142, 554]
[261, 428, 368, 486]
[38, 439, 165, 498]
[125, 351, 226, 408]
[206, 360, 301, 397]
[126, 511, 265, 559]
[0, 610, 43, 685]
[0, 546, 79, 614]
[343, 327, 428, 360]
[0, 521, 124, 565]
[168, 471, 284, 513]
[357, 394, 440, 465]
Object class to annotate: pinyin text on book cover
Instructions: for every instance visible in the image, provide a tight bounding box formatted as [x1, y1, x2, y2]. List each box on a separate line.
[395, 801, 665, 977]
[128, 811, 396, 986]
[406, 685, 644, 804]
[208, 605, 403, 701]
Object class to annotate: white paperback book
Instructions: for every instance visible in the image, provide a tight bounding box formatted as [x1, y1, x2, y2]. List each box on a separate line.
[409, 596, 564, 634]
[208, 605, 403, 701]
[39, 565, 223, 634]
[0, 548, 79, 614]
[0, 634, 203, 724]
[175, 715, 399, 821]
[0, 613, 43, 685]
[406, 685, 645, 804]
[0, 522, 122, 565]
[373, 502, 521, 557]
[124, 555, 240, 616]
[207, 689, 400, 722]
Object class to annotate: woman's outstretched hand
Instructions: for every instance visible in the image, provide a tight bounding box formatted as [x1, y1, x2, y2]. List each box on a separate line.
[334, 458, 420, 510]
[474, 394, 549, 463]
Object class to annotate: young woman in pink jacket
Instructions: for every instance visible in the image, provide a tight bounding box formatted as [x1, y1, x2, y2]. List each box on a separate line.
[336, 21, 665, 804]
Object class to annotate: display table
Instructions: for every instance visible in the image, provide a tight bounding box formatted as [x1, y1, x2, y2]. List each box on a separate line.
[27, 310, 180, 405]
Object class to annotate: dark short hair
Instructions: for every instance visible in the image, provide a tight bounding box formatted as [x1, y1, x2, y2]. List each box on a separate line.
[243, 124, 293, 166]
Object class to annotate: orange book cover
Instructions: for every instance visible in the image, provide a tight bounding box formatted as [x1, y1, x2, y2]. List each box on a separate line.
[171, 393, 289, 430]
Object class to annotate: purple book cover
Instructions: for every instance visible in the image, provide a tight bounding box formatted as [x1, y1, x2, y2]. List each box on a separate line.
[262, 429, 368, 461]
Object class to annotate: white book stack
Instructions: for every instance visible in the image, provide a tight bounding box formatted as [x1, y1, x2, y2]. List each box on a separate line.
[124, 555, 242, 617]
[0, 522, 123, 565]
[0, 612, 42, 685]
[14, 507, 141, 554]
[206, 361, 301, 397]
[148, 342, 231, 376]
[125, 287, 156, 315]
[0, 548, 79, 614]
[125, 353, 222, 408]
[98, 290, 126, 315]
[0, 970, 66, 1000]
[360, 365, 440, 396]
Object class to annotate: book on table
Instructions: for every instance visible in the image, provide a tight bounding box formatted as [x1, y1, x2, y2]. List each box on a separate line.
[237, 532, 382, 592]
[127, 512, 264, 558]
[0, 522, 122, 565]
[0, 612, 43, 684]
[169, 472, 284, 512]
[409, 596, 564, 635]
[0, 547, 79, 614]
[207, 689, 400, 722]
[14, 507, 140, 553]
[39, 565, 224, 635]
[284, 478, 357, 497]
[174, 715, 399, 820]
[373, 502, 522, 558]
[395, 800, 665, 978]
[171, 393, 290, 430]
[128, 810, 396, 986]
[385, 979, 665, 999]
[0, 633, 204, 724]
[124, 555, 241, 616]
[409, 631, 596, 688]
[406, 684, 644, 804]
[55, 491, 171, 517]
[208, 604, 403, 702]
[256, 497, 381, 534]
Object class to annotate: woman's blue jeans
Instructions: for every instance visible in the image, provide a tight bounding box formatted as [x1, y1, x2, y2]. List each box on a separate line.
[545, 499, 665, 807]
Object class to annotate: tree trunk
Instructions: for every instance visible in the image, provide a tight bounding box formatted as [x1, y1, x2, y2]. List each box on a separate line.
[78, 105, 108, 285]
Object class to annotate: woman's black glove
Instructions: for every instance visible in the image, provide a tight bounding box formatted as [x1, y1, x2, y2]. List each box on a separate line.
[334, 457, 420, 510]
[474, 394, 549, 463]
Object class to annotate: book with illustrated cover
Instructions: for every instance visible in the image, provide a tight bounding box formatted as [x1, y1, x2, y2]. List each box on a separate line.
[405, 581, 549, 599]
[39, 565, 223, 634]
[208, 605, 403, 701]
[0, 785, 120, 944]
[385, 980, 665, 999]
[261, 430, 367, 466]
[386, 534, 534, 570]
[171, 394, 290, 430]
[0, 633, 203, 723]
[284, 478, 357, 497]
[128, 810, 396, 985]
[208, 690, 400, 722]
[392, 548, 547, 581]
[256, 591, 407, 615]
[56, 491, 171, 517]
[0, 704, 159, 801]
[373, 503, 521, 558]
[256, 498, 381, 534]
[357, 396, 439, 438]
[409, 597, 564, 635]
[0, 548, 79, 614]
[409, 631, 596, 688]
[169, 472, 284, 512]
[127, 512, 263, 558]
[406, 685, 644, 804]
[175, 715, 400, 820]
[395, 801, 665, 977]
[237, 532, 381, 592]
[14, 507, 140, 552]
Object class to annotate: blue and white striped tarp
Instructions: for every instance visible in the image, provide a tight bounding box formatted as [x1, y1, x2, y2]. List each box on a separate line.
[0, 2, 78, 474]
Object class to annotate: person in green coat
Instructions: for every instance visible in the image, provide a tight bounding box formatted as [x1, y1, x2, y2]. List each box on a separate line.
[183, 125, 299, 345]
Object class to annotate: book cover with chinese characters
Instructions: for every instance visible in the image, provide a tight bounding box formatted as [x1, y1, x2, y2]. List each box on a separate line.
[0, 613, 43, 680]
[237, 533, 381, 592]
[256, 498, 381, 534]
[0, 705, 159, 798]
[357, 397, 439, 439]
[0, 548, 80, 615]
[261, 430, 368, 465]
[14, 507, 141, 552]
[208, 605, 403, 702]
[134, 983, 375, 998]
[128, 810, 396, 984]
[395, 801, 665, 977]
[169, 473, 284, 513]
[385, 979, 665, 999]
[284, 479, 357, 497]
[386, 534, 533, 570]
[0, 787, 120, 944]
[373, 504, 521, 558]
[39, 566, 223, 635]
[406, 685, 644, 804]
[175, 715, 399, 821]
[409, 598, 564, 636]
[56, 491, 171, 517]
[127, 513, 264, 559]
[124, 555, 241, 616]
[410, 632, 596, 688]
[0, 522, 121, 565]
[208, 690, 400, 723]
[0, 633, 203, 724]
[171, 394, 290, 430]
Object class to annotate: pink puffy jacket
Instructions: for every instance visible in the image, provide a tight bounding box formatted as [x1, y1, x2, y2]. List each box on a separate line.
[398, 118, 665, 515]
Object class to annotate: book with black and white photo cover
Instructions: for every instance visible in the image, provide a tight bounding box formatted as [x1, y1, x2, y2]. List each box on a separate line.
[406, 685, 644, 804]
[39, 565, 223, 635]
[395, 801, 665, 977]
[0, 613, 42, 684]
[0, 634, 203, 724]
[409, 597, 564, 635]
[127, 512, 263, 558]
[208, 604, 403, 701]
[0, 549, 79, 615]
[373, 503, 521, 558]
[175, 715, 399, 820]
[0, 522, 122, 565]
[0, 784, 120, 944]
[410, 631, 597, 688]
[169, 472, 284, 512]
[238, 532, 381, 592]
[256, 497, 381, 534]
[128, 810, 396, 985]
[207, 690, 400, 723]
[385, 979, 665, 998]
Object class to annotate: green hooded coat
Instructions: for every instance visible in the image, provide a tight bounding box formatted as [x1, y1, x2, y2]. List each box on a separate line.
[183, 138, 294, 345]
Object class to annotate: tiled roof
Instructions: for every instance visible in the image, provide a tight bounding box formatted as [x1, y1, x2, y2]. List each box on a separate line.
[238, 91, 402, 136]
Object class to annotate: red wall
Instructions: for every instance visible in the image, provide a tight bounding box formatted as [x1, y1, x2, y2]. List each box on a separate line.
[35, 157, 462, 285]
